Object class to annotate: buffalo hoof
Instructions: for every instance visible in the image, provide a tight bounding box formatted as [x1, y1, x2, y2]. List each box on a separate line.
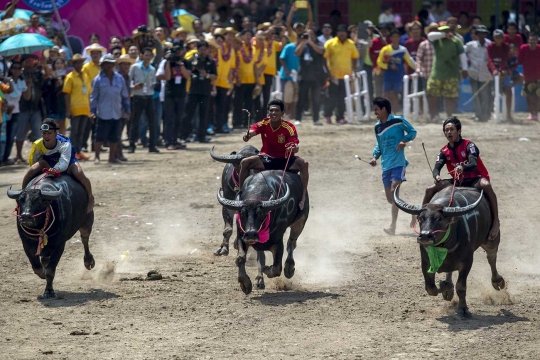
[439, 281, 454, 301]
[84, 255, 95, 270]
[255, 276, 265, 290]
[457, 307, 472, 319]
[214, 247, 229, 256]
[492, 277, 506, 291]
[42, 290, 57, 299]
[284, 260, 295, 279]
[262, 265, 281, 278]
[33, 267, 46, 279]
[238, 275, 252, 295]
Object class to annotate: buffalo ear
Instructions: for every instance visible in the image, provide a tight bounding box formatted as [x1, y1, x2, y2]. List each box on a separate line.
[7, 187, 22, 200]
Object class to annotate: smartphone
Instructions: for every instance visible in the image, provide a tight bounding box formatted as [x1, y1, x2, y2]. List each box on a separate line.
[295, 0, 308, 9]
[357, 22, 369, 40]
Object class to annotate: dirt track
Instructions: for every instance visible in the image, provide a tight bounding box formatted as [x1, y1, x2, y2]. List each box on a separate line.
[1, 114, 540, 360]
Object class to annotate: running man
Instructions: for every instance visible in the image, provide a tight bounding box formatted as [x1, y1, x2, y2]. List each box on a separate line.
[239, 99, 309, 210]
[369, 97, 417, 235]
[422, 116, 500, 240]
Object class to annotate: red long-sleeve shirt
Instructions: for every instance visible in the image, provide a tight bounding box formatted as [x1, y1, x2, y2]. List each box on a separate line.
[518, 44, 540, 82]
[487, 42, 509, 73]
[504, 34, 524, 49]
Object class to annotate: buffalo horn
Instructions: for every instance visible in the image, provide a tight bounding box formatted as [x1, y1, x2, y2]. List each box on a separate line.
[217, 188, 244, 211]
[393, 184, 423, 215]
[442, 190, 483, 217]
[40, 189, 62, 200]
[261, 184, 290, 211]
[6, 186, 22, 199]
[210, 146, 242, 164]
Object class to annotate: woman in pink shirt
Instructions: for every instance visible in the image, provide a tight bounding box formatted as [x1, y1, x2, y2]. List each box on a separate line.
[26, 13, 46, 37]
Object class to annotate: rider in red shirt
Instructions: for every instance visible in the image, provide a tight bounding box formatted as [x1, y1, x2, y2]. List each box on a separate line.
[421, 117, 500, 241]
[239, 99, 309, 209]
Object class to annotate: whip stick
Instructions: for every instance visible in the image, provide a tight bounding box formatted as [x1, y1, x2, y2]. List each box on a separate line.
[422, 142, 434, 178]
[242, 109, 251, 139]
[354, 155, 371, 164]
[462, 76, 493, 106]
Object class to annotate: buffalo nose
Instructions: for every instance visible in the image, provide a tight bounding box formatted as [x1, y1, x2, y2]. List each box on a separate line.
[417, 231, 435, 244]
[244, 230, 259, 242]
[19, 213, 33, 224]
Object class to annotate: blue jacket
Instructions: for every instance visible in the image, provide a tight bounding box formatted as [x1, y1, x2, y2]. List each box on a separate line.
[372, 114, 417, 172]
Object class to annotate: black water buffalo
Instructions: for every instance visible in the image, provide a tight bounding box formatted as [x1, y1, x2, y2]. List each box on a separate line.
[394, 185, 505, 318]
[210, 145, 259, 256]
[217, 170, 309, 294]
[7, 174, 95, 298]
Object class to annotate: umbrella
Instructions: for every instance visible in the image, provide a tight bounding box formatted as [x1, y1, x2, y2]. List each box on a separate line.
[0, 9, 34, 21]
[0, 33, 54, 56]
[0, 18, 29, 40]
[172, 9, 198, 33]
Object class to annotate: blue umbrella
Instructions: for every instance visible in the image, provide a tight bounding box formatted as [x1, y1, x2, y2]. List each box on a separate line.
[0, 9, 38, 21]
[0, 33, 54, 56]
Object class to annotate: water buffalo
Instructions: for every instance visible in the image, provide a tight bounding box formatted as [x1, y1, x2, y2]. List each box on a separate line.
[394, 185, 505, 318]
[217, 170, 309, 294]
[7, 174, 95, 299]
[210, 145, 259, 256]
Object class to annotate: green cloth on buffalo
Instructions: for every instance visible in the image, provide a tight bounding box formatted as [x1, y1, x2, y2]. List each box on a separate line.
[427, 227, 451, 273]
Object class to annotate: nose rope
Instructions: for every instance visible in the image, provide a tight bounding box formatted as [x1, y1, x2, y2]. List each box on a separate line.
[12, 205, 55, 256]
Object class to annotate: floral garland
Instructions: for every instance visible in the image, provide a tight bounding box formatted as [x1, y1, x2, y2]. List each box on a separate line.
[266, 39, 274, 57]
[240, 43, 253, 63]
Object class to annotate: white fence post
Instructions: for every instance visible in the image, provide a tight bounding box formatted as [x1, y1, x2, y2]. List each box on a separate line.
[493, 75, 500, 122]
[271, 75, 282, 100]
[344, 75, 354, 123]
[412, 73, 419, 121]
[359, 70, 370, 120]
[403, 75, 410, 118]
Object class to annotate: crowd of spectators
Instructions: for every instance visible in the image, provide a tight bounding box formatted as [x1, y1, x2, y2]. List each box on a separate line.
[1, 0, 539, 167]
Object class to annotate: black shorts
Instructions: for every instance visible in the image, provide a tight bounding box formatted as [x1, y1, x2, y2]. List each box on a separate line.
[259, 154, 297, 171]
[443, 177, 481, 188]
[94, 118, 122, 143]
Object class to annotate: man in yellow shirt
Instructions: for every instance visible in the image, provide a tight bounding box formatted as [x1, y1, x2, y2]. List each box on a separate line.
[324, 24, 359, 124]
[215, 27, 237, 133]
[262, 24, 286, 113]
[81, 43, 105, 152]
[63, 54, 92, 160]
[233, 29, 256, 129]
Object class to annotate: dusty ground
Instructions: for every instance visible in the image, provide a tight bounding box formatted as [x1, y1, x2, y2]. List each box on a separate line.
[0, 113, 540, 360]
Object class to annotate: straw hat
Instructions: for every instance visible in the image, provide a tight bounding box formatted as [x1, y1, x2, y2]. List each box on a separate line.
[213, 27, 224, 36]
[187, 35, 199, 45]
[43, 45, 61, 58]
[171, 27, 189, 38]
[257, 22, 272, 31]
[85, 43, 106, 54]
[223, 27, 238, 35]
[117, 54, 135, 65]
[70, 53, 85, 63]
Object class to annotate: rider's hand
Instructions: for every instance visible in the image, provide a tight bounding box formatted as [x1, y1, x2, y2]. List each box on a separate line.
[243, 134, 250, 142]
[435, 175, 442, 182]
[455, 165, 464, 175]
[369, 158, 377, 167]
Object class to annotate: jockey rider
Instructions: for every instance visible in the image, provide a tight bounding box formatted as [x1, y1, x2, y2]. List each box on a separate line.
[422, 116, 500, 241]
[22, 118, 95, 213]
[239, 99, 309, 210]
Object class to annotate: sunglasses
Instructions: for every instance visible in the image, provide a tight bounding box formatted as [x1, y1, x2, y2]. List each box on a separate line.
[41, 124, 58, 131]
[113, 53, 121, 56]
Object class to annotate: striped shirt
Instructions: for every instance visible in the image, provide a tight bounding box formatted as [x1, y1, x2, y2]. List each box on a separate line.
[415, 39, 434, 79]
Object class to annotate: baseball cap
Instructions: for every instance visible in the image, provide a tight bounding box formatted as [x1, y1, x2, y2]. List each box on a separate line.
[493, 29, 504, 37]
[476, 25, 489, 33]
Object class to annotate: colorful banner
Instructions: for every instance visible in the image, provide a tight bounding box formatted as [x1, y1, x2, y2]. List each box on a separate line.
[20, 0, 147, 55]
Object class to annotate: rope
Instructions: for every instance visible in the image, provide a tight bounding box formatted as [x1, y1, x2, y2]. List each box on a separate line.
[12, 205, 56, 256]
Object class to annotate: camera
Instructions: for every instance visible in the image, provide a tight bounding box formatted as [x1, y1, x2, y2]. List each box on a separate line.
[137, 25, 150, 34]
[300, 33, 309, 40]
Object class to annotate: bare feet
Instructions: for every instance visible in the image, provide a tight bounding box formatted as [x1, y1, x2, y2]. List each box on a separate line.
[87, 195, 95, 213]
[383, 227, 396, 236]
[488, 219, 500, 241]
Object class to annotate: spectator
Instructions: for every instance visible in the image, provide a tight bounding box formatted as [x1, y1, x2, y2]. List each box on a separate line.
[286, 3, 313, 44]
[261, 25, 285, 118]
[116, 54, 135, 161]
[400, 23, 411, 46]
[488, 30, 521, 122]
[171, 27, 190, 42]
[16, 55, 49, 163]
[370, 24, 391, 97]
[214, 28, 236, 134]
[426, 25, 468, 122]
[464, 25, 491, 122]
[27, 13, 46, 36]
[192, 19, 206, 39]
[318, 23, 333, 44]
[201, 1, 219, 31]
[377, 30, 415, 112]
[295, 29, 325, 126]
[358, 20, 378, 104]
[162, 0, 176, 30]
[90, 54, 130, 163]
[518, 33, 540, 120]
[0, 101, 8, 163]
[3, 61, 30, 165]
[431, 1, 451, 23]
[122, 36, 133, 54]
[416, 23, 438, 103]
[43, 58, 68, 134]
[504, 22, 524, 50]
[233, 30, 256, 128]
[1, 1, 17, 20]
[457, 11, 470, 37]
[53, 33, 71, 60]
[181, 41, 216, 143]
[447, 17, 464, 43]
[247, 1, 262, 25]
[128, 45, 140, 60]
[464, 16, 483, 43]
[109, 36, 122, 50]
[252, 30, 267, 121]
[378, 4, 394, 26]
[110, 46, 122, 60]
[404, 21, 425, 75]
[82, 33, 102, 63]
[128, 47, 160, 153]
[324, 24, 359, 124]
[279, 32, 300, 121]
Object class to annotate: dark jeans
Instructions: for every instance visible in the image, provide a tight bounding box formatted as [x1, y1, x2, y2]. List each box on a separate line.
[296, 80, 322, 122]
[3, 113, 18, 162]
[232, 84, 255, 128]
[181, 93, 210, 140]
[81, 116, 94, 150]
[262, 74, 274, 114]
[70, 115, 88, 153]
[163, 95, 185, 146]
[324, 79, 346, 120]
[130, 96, 156, 148]
[215, 86, 230, 130]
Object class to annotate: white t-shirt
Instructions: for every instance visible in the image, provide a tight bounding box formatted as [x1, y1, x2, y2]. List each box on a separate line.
[318, 35, 333, 44]
[378, 13, 395, 25]
[6, 78, 27, 114]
